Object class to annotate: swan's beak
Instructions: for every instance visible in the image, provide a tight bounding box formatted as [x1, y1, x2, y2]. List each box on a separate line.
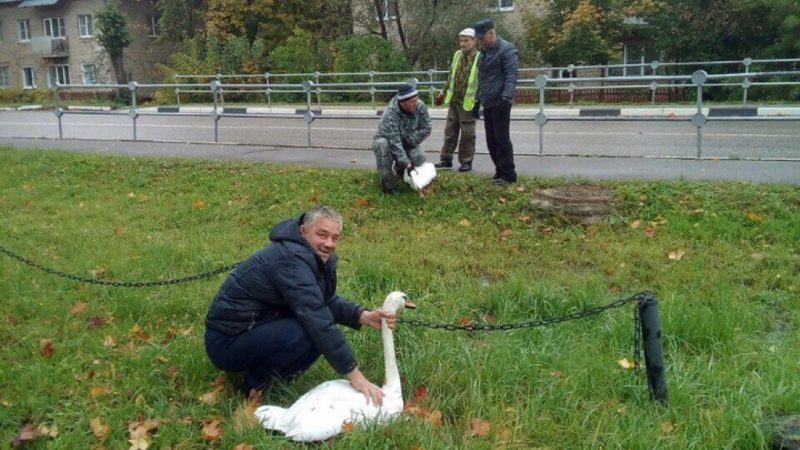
[404, 300, 417, 309]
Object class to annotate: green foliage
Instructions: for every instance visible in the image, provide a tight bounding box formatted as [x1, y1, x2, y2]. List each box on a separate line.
[0, 147, 799, 447]
[93, 0, 131, 58]
[333, 35, 410, 74]
[269, 28, 325, 74]
[157, 0, 206, 40]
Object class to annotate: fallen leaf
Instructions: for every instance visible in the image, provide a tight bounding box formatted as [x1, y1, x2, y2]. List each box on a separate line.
[540, 226, 553, 236]
[498, 197, 507, 204]
[199, 390, 220, 406]
[751, 252, 764, 260]
[668, 250, 686, 261]
[617, 358, 638, 370]
[40, 339, 54, 358]
[103, 336, 117, 348]
[128, 192, 136, 198]
[747, 211, 765, 222]
[498, 229, 512, 242]
[515, 186, 526, 192]
[660, 420, 677, 433]
[89, 268, 108, 278]
[428, 409, 443, 428]
[166, 366, 180, 380]
[113, 227, 126, 236]
[10, 423, 39, 447]
[644, 227, 657, 238]
[202, 419, 224, 441]
[70, 302, 88, 315]
[551, 370, 562, 378]
[414, 385, 428, 400]
[36, 423, 58, 438]
[129, 436, 149, 450]
[485, 313, 496, 323]
[233, 444, 254, 450]
[87, 316, 107, 329]
[193, 199, 205, 209]
[90, 417, 110, 440]
[341, 421, 355, 432]
[459, 316, 472, 327]
[156, 355, 169, 363]
[90, 386, 111, 398]
[630, 220, 642, 229]
[517, 215, 531, 223]
[22, 183, 33, 192]
[689, 208, 705, 215]
[459, 219, 471, 226]
[310, 192, 319, 203]
[355, 198, 369, 208]
[469, 417, 491, 437]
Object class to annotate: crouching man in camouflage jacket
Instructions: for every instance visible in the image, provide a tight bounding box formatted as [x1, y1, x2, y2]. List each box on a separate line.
[371, 84, 432, 195]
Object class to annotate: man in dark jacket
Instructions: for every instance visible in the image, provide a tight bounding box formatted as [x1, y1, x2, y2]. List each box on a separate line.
[473, 18, 519, 186]
[205, 205, 393, 405]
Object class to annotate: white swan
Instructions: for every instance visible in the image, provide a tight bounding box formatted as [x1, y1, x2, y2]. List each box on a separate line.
[404, 162, 437, 193]
[254, 291, 415, 442]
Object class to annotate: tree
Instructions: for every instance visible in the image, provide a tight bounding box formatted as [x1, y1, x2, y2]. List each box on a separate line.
[94, 0, 132, 84]
[157, 0, 206, 40]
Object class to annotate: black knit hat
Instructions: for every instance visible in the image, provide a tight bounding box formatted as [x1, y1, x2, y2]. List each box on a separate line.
[397, 83, 419, 101]
[473, 18, 495, 38]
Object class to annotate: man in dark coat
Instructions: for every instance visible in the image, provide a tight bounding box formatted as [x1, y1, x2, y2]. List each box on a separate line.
[473, 18, 519, 186]
[205, 205, 393, 404]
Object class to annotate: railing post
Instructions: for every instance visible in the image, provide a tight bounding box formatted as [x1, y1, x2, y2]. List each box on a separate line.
[264, 72, 272, 109]
[53, 83, 63, 139]
[742, 57, 752, 105]
[210, 80, 221, 143]
[303, 80, 315, 147]
[534, 74, 549, 156]
[216, 73, 224, 107]
[175, 87, 181, 106]
[428, 69, 436, 105]
[315, 71, 322, 109]
[129, 81, 139, 141]
[691, 70, 708, 159]
[637, 294, 668, 402]
[369, 71, 376, 110]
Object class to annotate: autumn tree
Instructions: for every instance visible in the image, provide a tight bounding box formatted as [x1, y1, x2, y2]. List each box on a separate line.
[156, 0, 206, 40]
[94, 0, 132, 84]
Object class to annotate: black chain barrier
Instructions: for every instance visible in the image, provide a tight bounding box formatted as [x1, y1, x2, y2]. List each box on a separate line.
[0, 244, 240, 287]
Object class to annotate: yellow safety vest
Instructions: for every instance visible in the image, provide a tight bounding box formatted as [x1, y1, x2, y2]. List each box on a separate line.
[444, 50, 480, 111]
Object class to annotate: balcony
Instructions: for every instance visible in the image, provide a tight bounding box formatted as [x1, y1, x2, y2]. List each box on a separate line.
[30, 37, 69, 58]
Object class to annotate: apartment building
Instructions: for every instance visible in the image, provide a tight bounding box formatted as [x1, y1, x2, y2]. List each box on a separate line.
[0, 0, 173, 91]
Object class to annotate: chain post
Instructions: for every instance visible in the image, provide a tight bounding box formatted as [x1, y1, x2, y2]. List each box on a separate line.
[53, 83, 63, 139]
[637, 292, 668, 402]
[128, 82, 139, 141]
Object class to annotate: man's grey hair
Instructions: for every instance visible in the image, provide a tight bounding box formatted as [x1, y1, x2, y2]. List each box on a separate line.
[304, 204, 343, 229]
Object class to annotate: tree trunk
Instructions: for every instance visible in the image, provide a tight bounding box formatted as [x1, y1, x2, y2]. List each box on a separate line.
[374, 0, 388, 39]
[393, 0, 407, 52]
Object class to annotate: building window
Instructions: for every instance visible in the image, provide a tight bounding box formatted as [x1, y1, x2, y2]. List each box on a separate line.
[0, 21, 4, 43]
[146, 14, 160, 37]
[488, 0, 514, 11]
[0, 67, 9, 87]
[43, 17, 67, 38]
[81, 63, 97, 84]
[18, 19, 31, 42]
[78, 15, 93, 37]
[49, 64, 71, 87]
[23, 67, 36, 89]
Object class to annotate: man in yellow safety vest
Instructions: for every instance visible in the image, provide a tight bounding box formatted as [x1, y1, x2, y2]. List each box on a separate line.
[434, 27, 480, 173]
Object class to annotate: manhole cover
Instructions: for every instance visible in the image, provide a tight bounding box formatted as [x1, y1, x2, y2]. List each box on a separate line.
[530, 184, 614, 224]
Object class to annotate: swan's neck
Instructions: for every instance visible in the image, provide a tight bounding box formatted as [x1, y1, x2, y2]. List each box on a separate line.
[381, 319, 401, 395]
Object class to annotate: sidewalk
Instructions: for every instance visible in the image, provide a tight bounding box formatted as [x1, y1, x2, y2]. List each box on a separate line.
[3, 137, 798, 185]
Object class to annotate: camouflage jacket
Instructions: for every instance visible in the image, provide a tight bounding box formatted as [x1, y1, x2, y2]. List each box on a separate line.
[374, 96, 432, 166]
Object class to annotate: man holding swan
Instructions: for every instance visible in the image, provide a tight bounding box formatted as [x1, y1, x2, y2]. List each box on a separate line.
[204, 205, 395, 406]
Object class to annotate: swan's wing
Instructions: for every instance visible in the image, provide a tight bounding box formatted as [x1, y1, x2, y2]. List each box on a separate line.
[279, 380, 381, 442]
[409, 163, 437, 190]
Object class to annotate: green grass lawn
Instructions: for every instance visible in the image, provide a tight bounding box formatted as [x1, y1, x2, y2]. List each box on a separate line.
[1, 146, 798, 449]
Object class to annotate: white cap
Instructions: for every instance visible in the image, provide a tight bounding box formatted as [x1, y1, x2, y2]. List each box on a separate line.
[459, 28, 475, 38]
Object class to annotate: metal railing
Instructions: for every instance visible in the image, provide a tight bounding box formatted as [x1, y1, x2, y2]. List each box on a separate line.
[173, 57, 800, 107]
[42, 61, 800, 160]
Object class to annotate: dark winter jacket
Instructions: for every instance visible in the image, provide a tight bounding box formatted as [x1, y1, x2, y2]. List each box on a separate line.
[476, 36, 519, 109]
[205, 215, 365, 375]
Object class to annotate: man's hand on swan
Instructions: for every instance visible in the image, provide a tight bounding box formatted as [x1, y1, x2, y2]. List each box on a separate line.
[359, 310, 397, 330]
[347, 367, 384, 406]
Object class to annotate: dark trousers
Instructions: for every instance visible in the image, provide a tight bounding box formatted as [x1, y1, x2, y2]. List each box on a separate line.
[483, 102, 517, 182]
[205, 318, 321, 392]
[440, 103, 476, 164]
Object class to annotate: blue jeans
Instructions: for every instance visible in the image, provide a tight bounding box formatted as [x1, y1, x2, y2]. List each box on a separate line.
[205, 318, 321, 392]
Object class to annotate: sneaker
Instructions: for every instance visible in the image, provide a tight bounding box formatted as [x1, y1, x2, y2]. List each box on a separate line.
[434, 160, 453, 169]
[491, 178, 510, 186]
[458, 162, 472, 172]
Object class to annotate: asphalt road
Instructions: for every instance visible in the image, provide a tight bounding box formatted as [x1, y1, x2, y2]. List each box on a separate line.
[2, 110, 799, 160]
